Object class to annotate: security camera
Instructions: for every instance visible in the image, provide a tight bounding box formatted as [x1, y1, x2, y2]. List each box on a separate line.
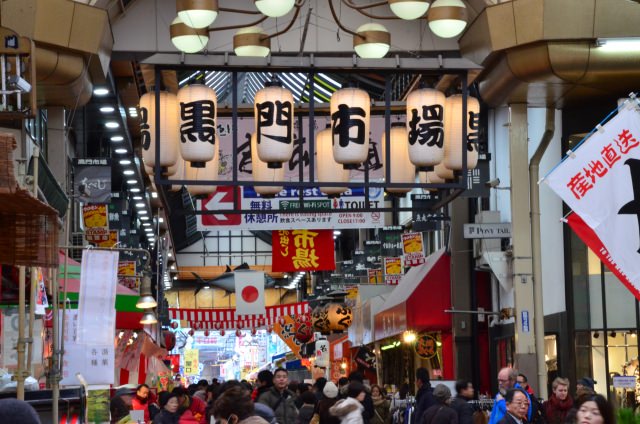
[485, 178, 501, 188]
[7, 75, 31, 93]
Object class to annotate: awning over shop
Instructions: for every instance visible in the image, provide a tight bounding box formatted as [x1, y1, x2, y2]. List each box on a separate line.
[374, 248, 451, 341]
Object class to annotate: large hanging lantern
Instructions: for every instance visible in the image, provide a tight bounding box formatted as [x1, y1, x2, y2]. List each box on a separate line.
[185, 136, 219, 197]
[177, 83, 218, 168]
[406, 88, 446, 170]
[251, 133, 284, 197]
[311, 304, 330, 334]
[316, 124, 350, 197]
[443, 94, 480, 171]
[162, 330, 177, 351]
[434, 161, 455, 180]
[139, 90, 179, 168]
[294, 322, 314, 344]
[167, 157, 187, 192]
[315, 338, 330, 368]
[331, 87, 370, 169]
[382, 123, 415, 195]
[254, 81, 295, 168]
[428, 0, 468, 39]
[326, 303, 353, 333]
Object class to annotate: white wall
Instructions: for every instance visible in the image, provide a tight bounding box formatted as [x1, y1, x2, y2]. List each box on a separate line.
[488, 107, 566, 316]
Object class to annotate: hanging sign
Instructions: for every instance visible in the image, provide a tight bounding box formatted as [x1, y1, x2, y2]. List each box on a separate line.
[364, 240, 381, 267]
[380, 226, 403, 257]
[118, 261, 137, 290]
[402, 232, 425, 267]
[415, 334, 438, 359]
[183, 349, 199, 376]
[367, 269, 382, 284]
[274, 314, 303, 358]
[197, 186, 384, 231]
[383, 257, 402, 285]
[83, 204, 109, 244]
[73, 158, 112, 204]
[272, 230, 335, 272]
[97, 230, 118, 248]
[545, 105, 640, 299]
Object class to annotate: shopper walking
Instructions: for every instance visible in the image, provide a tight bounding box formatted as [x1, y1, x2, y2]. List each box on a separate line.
[413, 368, 435, 424]
[371, 385, 391, 424]
[543, 377, 573, 424]
[258, 367, 299, 424]
[421, 384, 458, 424]
[317, 381, 341, 424]
[574, 394, 614, 424]
[450, 381, 474, 424]
[330, 382, 367, 424]
[213, 386, 270, 424]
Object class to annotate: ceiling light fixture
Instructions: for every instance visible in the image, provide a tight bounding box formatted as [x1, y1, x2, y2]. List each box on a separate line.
[131, 188, 142, 193]
[105, 122, 120, 129]
[254, 0, 295, 17]
[140, 310, 158, 325]
[140, 215, 150, 220]
[139, 210, 148, 215]
[328, 1, 390, 59]
[111, 135, 124, 142]
[143, 222, 151, 227]
[133, 195, 143, 200]
[177, 0, 219, 29]
[596, 37, 640, 51]
[127, 179, 138, 185]
[100, 106, 115, 113]
[427, 0, 468, 39]
[136, 274, 158, 309]
[170, 16, 210, 53]
[388, 0, 430, 20]
[151, 192, 158, 198]
[234, 26, 271, 57]
[136, 202, 146, 208]
[114, 148, 128, 154]
[123, 170, 135, 175]
[93, 88, 109, 96]
[119, 159, 132, 165]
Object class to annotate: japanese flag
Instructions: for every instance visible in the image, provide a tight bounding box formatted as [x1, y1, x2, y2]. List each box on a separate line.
[234, 271, 266, 316]
[545, 104, 640, 298]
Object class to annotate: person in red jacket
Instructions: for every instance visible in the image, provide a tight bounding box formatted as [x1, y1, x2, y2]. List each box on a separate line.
[131, 384, 151, 423]
[173, 387, 207, 424]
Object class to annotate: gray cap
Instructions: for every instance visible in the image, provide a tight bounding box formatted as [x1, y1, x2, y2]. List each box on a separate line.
[433, 384, 451, 403]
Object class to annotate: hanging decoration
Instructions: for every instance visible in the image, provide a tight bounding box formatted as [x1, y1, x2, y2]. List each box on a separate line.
[434, 161, 455, 180]
[443, 94, 480, 171]
[326, 303, 353, 333]
[170, 321, 179, 330]
[331, 86, 371, 169]
[405, 88, 446, 170]
[177, 83, 218, 168]
[219, 329, 225, 337]
[294, 313, 314, 344]
[254, 81, 295, 168]
[185, 136, 219, 197]
[203, 330, 210, 337]
[251, 133, 284, 196]
[382, 122, 415, 195]
[312, 304, 330, 334]
[315, 338, 330, 368]
[415, 333, 439, 359]
[139, 90, 179, 168]
[316, 124, 350, 197]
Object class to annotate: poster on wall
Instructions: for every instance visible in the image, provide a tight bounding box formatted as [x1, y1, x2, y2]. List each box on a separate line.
[383, 257, 402, 285]
[83, 204, 109, 245]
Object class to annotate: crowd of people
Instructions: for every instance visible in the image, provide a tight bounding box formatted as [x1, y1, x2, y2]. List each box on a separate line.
[0, 366, 620, 424]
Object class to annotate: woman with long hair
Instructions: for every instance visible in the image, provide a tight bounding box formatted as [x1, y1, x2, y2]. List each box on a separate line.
[371, 385, 391, 424]
[574, 394, 614, 424]
[212, 386, 269, 424]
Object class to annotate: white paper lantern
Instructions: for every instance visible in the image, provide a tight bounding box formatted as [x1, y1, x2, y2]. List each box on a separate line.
[406, 88, 446, 170]
[316, 125, 350, 197]
[419, 171, 440, 192]
[139, 91, 179, 168]
[382, 123, 415, 194]
[443, 94, 480, 171]
[185, 135, 219, 197]
[167, 156, 187, 192]
[177, 83, 218, 168]
[251, 133, 284, 197]
[434, 161, 455, 180]
[315, 338, 330, 368]
[254, 81, 295, 168]
[331, 87, 370, 169]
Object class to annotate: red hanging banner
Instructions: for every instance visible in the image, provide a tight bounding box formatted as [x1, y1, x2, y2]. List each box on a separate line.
[272, 229, 335, 272]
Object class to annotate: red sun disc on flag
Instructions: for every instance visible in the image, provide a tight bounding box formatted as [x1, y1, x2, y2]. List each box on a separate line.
[241, 285, 259, 303]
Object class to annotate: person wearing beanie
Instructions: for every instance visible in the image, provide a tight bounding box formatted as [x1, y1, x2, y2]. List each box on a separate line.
[330, 382, 366, 424]
[317, 382, 341, 424]
[0, 398, 42, 424]
[421, 384, 457, 424]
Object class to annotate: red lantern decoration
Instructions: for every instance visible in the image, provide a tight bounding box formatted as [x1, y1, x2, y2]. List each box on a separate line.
[236, 329, 244, 338]
[251, 328, 258, 336]
[219, 329, 226, 337]
[188, 329, 195, 336]
[170, 321, 179, 330]
[163, 330, 176, 351]
[192, 322, 200, 330]
[204, 330, 210, 337]
[266, 326, 273, 334]
[278, 316, 287, 326]
[295, 323, 313, 343]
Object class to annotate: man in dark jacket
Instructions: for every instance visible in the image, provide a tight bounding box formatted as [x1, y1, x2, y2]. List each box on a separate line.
[349, 371, 374, 424]
[258, 367, 299, 424]
[451, 380, 474, 424]
[413, 368, 436, 424]
[422, 384, 458, 424]
[253, 370, 274, 401]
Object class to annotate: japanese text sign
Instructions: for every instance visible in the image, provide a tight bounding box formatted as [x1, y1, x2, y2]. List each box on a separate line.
[545, 106, 640, 299]
[402, 232, 426, 267]
[383, 257, 402, 285]
[272, 229, 335, 272]
[274, 314, 303, 358]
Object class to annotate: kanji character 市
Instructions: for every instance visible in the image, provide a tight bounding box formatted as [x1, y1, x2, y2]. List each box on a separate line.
[601, 143, 622, 167]
[566, 172, 594, 199]
[615, 129, 640, 154]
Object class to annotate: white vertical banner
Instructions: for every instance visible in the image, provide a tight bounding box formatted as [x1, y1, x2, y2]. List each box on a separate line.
[545, 105, 640, 295]
[78, 249, 118, 345]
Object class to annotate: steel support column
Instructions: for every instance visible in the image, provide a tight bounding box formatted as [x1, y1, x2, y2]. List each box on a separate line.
[508, 104, 539, 383]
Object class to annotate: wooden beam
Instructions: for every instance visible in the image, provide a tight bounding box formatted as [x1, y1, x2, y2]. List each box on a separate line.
[177, 265, 284, 280]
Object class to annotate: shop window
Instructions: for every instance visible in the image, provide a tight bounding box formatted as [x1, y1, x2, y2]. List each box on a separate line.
[545, 335, 558, 393]
[608, 331, 639, 409]
[574, 331, 593, 387]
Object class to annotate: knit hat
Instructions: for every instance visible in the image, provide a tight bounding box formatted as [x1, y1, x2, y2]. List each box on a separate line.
[159, 391, 179, 408]
[577, 377, 596, 390]
[433, 384, 452, 403]
[0, 399, 42, 424]
[323, 381, 339, 399]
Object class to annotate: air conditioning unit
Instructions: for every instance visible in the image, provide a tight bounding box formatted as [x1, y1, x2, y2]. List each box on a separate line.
[70, 232, 87, 261]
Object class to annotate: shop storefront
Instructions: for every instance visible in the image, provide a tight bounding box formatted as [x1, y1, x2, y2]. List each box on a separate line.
[373, 248, 453, 387]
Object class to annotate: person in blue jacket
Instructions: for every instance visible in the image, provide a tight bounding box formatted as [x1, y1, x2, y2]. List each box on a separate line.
[489, 368, 533, 424]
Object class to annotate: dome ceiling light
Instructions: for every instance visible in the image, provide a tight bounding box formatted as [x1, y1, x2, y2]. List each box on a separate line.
[177, 0, 219, 29]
